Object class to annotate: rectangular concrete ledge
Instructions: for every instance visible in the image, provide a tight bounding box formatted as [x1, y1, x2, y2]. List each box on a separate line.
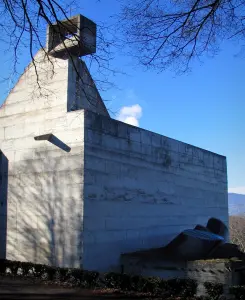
[34, 134, 71, 152]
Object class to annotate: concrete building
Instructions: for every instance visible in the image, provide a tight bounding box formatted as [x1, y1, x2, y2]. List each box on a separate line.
[0, 15, 228, 272]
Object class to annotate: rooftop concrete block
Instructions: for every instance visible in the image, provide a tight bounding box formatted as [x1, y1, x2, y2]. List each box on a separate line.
[47, 14, 96, 58]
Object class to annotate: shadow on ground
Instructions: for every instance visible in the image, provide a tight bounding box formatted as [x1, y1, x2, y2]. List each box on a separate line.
[0, 277, 154, 300]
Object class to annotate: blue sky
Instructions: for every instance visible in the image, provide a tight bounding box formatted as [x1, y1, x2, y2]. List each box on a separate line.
[0, 0, 244, 194]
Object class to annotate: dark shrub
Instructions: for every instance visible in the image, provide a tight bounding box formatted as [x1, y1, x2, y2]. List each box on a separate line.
[204, 282, 223, 300]
[180, 278, 198, 297]
[0, 259, 7, 274]
[20, 262, 33, 276]
[45, 266, 57, 280]
[117, 273, 132, 291]
[103, 273, 196, 297]
[163, 278, 197, 297]
[33, 263, 46, 277]
[229, 286, 245, 300]
[57, 267, 69, 281]
[8, 260, 21, 275]
[70, 268, 84, 282]
[0, 258, 197, 298]
[103, 272, 152, 292]
[104, 272, 121, 288]
[82, 270, 100, 288]
[140, 276, 162, 294]
[128, 275, 145, 292]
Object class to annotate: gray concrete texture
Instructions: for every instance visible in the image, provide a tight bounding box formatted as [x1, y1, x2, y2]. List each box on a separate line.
[47, 14, 97, 58]
[82, 111, 228, 271]
[121, 258, 241, 296]
[0, 49, 228, 272]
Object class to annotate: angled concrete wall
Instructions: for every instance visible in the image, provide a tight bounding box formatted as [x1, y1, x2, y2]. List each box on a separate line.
[0, 51, 89, 267]
[67, 59, 109, 117]
[83, 110, 228, 271]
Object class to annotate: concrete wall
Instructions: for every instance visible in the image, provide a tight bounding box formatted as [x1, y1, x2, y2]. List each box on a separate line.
[0, 151, 8, 258]
[187, 260, 241, 295]
[67, 58, 109, 117]
[0, 47, 228, 273]
[121, 258, 242, 296]
[0, 50, 86, 267]
[83, 110, 228, 272]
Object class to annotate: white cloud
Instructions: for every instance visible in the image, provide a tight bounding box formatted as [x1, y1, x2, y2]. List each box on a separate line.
[228, 186, 245, 195]
[117, 104, 142, 127]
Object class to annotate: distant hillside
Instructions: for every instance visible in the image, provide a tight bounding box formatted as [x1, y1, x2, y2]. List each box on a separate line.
[229, 193, 245, 215]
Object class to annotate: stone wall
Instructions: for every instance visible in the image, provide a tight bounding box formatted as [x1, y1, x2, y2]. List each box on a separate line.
[0, 51, 86, 267]
[83, 110, 228, 271]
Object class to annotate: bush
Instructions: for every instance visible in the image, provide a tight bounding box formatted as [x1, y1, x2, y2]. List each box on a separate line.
[139, 276, 162, 294]
[21, 262, 34, 276]
[33, 263, 47, 277]
[229, 286, 245, 300]
[0, 258, 197, 297]
[0, 259, 7, 274]
[183, 278, 198, 297]
[45, 265, 57, 280]
[0, 260, 41, 277]
[69, 268, 84, 283]
[103, 273, 197, 296]
[56, 267, 69, 281]
[166, 278, 197, 297]
[81, 270, 100, 288]
[204, 282, 224, 300]
[103, 273, 161, 293]
[128, 275, 150, 292]
[104, 272, 123, 289]
[7, 260, 21, 275]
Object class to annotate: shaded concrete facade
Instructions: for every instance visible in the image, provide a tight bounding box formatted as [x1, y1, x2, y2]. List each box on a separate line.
[0, 50, 107, 267]
[0, 49, 228, 271]
[82, 112, 228, 271]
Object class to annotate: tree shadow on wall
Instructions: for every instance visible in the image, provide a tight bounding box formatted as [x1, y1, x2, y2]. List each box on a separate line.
[0, 151, 8, 259]
[8, 147, 83, 267]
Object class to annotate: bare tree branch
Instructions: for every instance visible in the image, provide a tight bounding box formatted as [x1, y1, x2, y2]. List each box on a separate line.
[119, 0, 245, 72]
[0, 0, 119, 108]
[230, 215, 245, 252]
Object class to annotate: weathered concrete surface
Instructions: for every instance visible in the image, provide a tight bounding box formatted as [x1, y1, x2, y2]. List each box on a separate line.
[0, 50, 96, 267]
[47, 14, 97, 58]
[120, 258, 241, 296]
[187, 260, 241, 295]
[0, 48, 228, 273]
[82, 110, 228, 271]
[67, 59, 109, 117]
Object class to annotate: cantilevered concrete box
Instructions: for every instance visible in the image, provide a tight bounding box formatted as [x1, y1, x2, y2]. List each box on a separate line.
[47, 14, 96, 58]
